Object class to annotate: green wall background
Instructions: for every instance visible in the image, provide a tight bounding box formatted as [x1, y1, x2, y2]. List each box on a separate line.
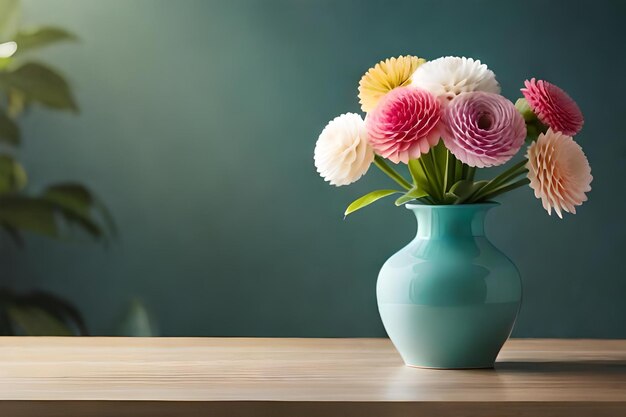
[2, 0, 625, 336]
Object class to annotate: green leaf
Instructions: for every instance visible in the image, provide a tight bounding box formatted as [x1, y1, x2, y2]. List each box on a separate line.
[394, 187, 428, 206]
[0, 0, 20, 42]
[44, 183, 93, 217]
[2, 224, 23, 247]
[432, 141, 448, 172]
[0, 289, 87, 335]
[450, 179, 489, 204]
[417, 145, 447, 202]
[408, 158, 435, 198]
[427, 141, 449, 197]
[442, 192, 459, 204]
[116, 299, 158, 337]
[7, 88, 26, 117]
[15, 290, 88, 335]
[0, 57, 12, 69]
[0, 153, 26, 193]
[450, 179, 475, 198]
[43, 183, 107, 239]
[407, 159, 426, 186]
[7, 305, 73, 336]
[0, 195, 57, 236]
[0, 108, 19, 144]
[344, 189, 400, 216]
[0, 185, 113, 241]
[0, 62, 78, 111]
[13, 26, 77, 53]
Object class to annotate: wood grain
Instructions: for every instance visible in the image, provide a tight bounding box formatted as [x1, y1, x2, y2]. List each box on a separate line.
[0, 337, 624, 416]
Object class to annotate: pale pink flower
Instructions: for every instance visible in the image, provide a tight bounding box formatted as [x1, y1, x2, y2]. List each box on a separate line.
[521, 78, 584, 136]
[526, 129, 592, 218]
[442, 92, 526, 168]
[366, 87, 441, 164]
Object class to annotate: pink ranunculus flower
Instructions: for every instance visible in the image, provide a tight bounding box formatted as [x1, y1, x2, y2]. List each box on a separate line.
[526, 129, 592, 218]
[442, 92, 526, 168]
[365, 87, 441, 164]
[521, 78, 584, 136]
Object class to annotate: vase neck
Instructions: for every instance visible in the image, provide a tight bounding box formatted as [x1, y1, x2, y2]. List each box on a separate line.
[408, 204, 496, 239]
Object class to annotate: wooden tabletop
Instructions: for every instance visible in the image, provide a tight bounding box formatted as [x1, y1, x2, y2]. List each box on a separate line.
[0, 338, 624, 417]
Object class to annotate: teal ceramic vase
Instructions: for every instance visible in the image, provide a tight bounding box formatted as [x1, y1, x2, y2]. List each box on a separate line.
[377, 203, 521, 369]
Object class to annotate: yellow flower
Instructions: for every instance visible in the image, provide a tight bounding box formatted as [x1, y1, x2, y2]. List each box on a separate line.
[358, 55, 426, 112]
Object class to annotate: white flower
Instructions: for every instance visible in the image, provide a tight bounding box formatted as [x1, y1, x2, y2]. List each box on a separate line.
[314, 113, 374, 186]
[410, 56, 500, 101]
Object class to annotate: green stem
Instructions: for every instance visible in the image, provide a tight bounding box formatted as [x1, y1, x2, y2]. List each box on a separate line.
[494, 159, 529, 185]
[420, 153, 443, 202]
[373, 155, 412, 191]
[477, 178, 530, 202]
[454, 158, 463, 183]
[472, 159, 528, 201]
[466, 166, 476, 182]
[428, 149, 442, 192]
[444, 150, 453, 193]
[416, 157, 434, 199]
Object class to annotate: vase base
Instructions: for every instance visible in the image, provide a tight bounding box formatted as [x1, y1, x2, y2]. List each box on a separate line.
[405, 363, 495, 370]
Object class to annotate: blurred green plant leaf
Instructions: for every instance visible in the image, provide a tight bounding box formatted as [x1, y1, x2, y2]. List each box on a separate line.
[0, 62, 78, 111]
[2, 224, 23, 247]
[116, 299, 159, 337]
[7, 88, 26, 117]
[0, 108, 19, 144]
[18, 290, 87, 335]
[44, 183, 93, 217]
[13, 26, 77, 53]
[0, 57, 12, 69]
[0, 153, 26, 193]
[0, 288, 88, 335]
[7, 305, 73, 335]
[0, 0, 20, 42]
[0, 185, 114, 243]
[43, 182, 115, 239]
[344, 189, 400, 217]
[0, 195, 57, 236]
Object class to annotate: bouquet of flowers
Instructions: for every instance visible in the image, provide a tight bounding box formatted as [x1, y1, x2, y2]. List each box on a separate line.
[314, 56, 592, 218]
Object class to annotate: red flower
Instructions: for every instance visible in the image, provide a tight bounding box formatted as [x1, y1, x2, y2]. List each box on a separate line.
[521, 78, 583, 136]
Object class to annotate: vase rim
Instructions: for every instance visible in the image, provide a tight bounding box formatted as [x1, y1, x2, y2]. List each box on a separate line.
[405, 202, 500, 210]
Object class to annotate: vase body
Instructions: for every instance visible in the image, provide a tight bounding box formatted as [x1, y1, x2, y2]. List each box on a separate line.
[377, 203, 521, 369]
